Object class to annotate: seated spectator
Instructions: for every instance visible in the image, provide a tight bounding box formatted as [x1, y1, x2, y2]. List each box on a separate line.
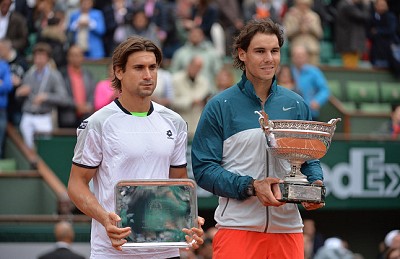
[171, 56, 210, 138]
[314, 237, 355, 259]
[303, 218, 325, 258]
[0, 38, 28, 127]
[283, 0, 323, 65]
[377, 229, 400, 259]
[151, 67, 174, 108]
[206, 63, 235, 102]
[290, 44, 330, 120]
[16, 42, 70, 149]
[170, 26, 222, 93]
[58, 45, 96, 128]
[277, 64, 296, 90]
[67, 0, 106, 59]
[37, 221, 86, 259]
[125, 9, 161, 48]
[214, 63, 236, 93]
[386, 229, 400, 249]
[384, 247, 400, 259]
[0, 0, 28, 56]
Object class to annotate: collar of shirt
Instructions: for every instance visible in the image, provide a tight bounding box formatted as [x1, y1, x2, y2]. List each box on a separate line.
[34, 66, 49, 81]
[55, 241, 71, 249]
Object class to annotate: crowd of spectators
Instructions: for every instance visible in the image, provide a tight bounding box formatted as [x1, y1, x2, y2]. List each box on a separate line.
[4, 0, 400, 66]
[0, 0, 399, 152]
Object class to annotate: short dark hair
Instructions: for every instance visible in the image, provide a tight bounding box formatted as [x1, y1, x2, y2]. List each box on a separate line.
[111, 36, 163, 91]
[232, 18, 284, 71]
[33, 42, 52, 57]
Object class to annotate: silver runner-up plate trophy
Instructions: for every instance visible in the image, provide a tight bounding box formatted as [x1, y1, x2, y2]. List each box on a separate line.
[115, 179, 198, 248]
[255, 111, 341, 204]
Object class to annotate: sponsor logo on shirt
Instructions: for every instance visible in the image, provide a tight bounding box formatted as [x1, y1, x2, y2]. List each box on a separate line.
[282, 106, 295, 111]
[166, 130, 174, 139]
[78, 121, 88, 129]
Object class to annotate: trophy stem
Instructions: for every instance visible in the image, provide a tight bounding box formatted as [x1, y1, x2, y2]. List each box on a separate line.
[284, 162, 308, 184]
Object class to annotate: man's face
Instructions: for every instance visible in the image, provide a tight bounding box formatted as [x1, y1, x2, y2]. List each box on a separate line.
[67, 46, 84, 67]
[80, 0, 93, 12]
[187, 57, 203, 78]
[238, 33, 280, 85]
[291, 46, 308, 68]
[375, 0, 388, 14]
[115, 51, 158, 98]
[189, 28, 204, 46]
[33, 51, 49, 69]
[0, 0, 11, 15]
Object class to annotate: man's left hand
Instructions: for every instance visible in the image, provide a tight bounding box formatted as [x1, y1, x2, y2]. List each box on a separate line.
[182, 216, 205, 249]
[301, 180, 325, 210]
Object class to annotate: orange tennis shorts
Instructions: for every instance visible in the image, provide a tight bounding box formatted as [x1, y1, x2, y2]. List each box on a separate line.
[213, 228, 304, 259]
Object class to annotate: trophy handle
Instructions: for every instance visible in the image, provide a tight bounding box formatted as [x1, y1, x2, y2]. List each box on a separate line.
[255, 110, 273, 132]
[328, 118, 341, 126]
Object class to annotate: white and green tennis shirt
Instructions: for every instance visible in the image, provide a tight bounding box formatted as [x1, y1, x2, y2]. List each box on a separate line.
[72, 99, 188, 259]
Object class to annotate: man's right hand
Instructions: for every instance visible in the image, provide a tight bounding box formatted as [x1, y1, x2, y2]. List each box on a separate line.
[253, 178, 285, 207]
[104, 212, 132, 251]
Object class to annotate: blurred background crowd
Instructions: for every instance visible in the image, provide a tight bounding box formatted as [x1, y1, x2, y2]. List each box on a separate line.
[1, 0, 400, 144]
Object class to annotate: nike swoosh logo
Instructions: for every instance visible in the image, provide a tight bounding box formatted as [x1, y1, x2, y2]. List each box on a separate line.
[282, 107, 295, 111]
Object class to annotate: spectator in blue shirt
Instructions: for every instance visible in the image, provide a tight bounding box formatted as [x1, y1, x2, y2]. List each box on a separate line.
[0, 59, 13, 158]
[67, 0, 106, 59]
[290, 44, 330, 120]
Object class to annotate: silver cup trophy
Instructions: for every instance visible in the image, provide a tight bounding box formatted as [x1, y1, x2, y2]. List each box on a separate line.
[255, 111, 341, 204]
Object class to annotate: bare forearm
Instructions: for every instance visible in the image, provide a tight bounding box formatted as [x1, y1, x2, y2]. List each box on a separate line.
[169, 167, 188, 179]
[68, 180, 108, 226]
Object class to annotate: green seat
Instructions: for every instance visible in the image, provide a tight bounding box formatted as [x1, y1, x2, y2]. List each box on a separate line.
[340, 101, 357, 112]
[327, 80, 343, 100]
[0, 159, 16, 172]
[346, 81, 379, 103]
[359, 103, 392, 114]
[380, 82, 400, 103]
[320, 41, 334, 64]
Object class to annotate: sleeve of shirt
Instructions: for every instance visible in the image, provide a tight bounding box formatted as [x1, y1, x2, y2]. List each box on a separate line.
[171, 122, 188, 167]
[90, 10, 106, 36]
[312, 68, 330, 106]
[72, 118, 103, 168]
[68, 12, 79, 32]
[0, 62, 12, 94]
[301, 159, 323, 183]
[191, 100, 253, 200]
[160, 106, 188, 167]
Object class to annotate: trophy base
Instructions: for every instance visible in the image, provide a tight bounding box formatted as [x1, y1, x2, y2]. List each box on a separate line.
[278, 182, 326, 204]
